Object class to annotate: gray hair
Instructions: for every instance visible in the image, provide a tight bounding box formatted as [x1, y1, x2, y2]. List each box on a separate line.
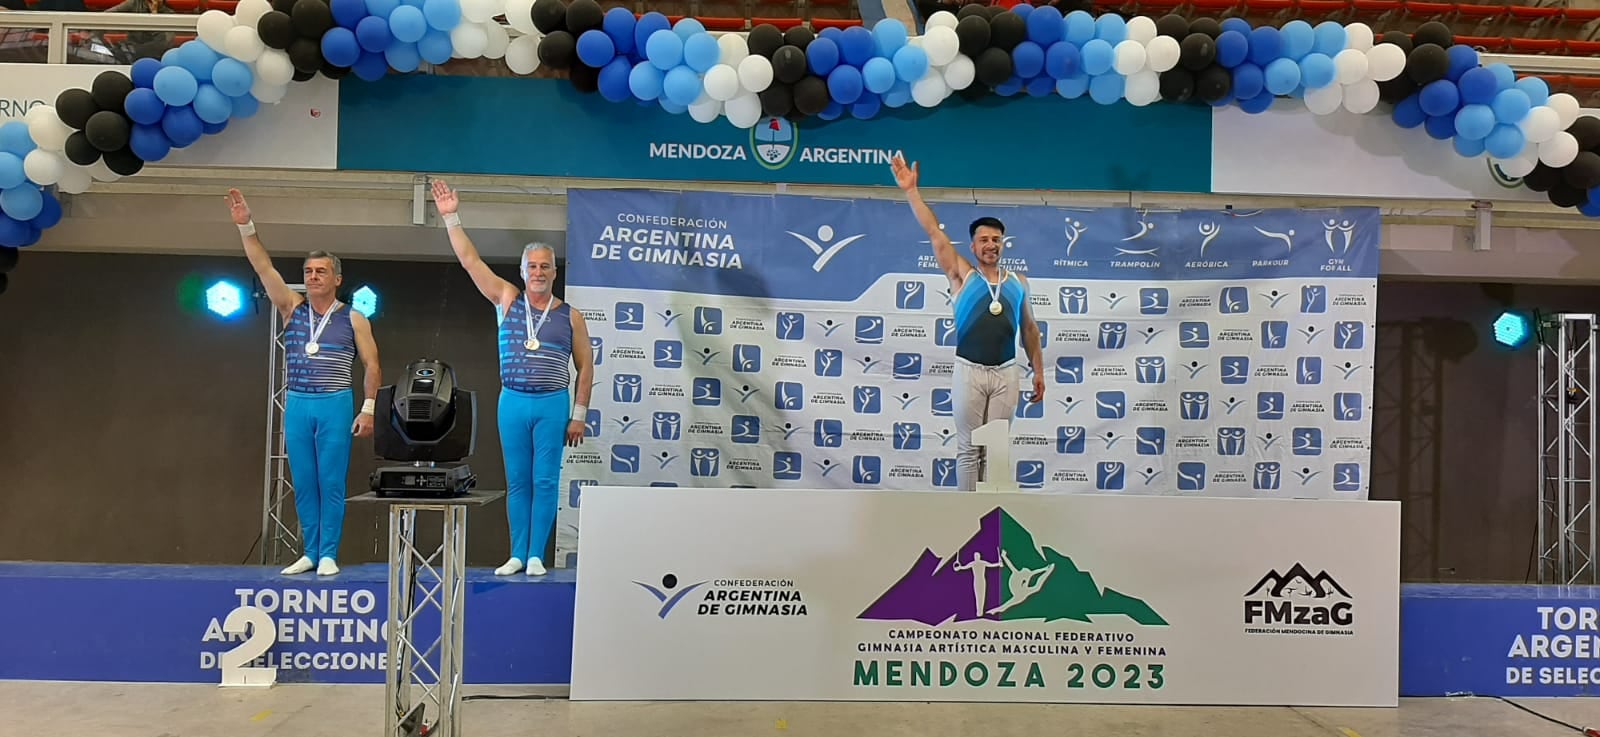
[305, 250, 342, 276]
[521, 242, 556, 276]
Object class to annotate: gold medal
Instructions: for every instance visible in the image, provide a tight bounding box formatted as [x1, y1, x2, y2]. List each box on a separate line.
[989, 300, 1002, 315]
[525, 339, 539, 351]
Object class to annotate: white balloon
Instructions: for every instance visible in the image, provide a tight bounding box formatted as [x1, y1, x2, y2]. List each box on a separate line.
[234, 0, 273, 29]
[703, 64, 741, 101]
[924, 26, 959, 67]
[1333, 48, 1368, 86]
[26, 106, 72, 152]
[505, 33, 541, 75]
[483, 22, 511, 60]
[1144, 35, 1180, 74]
[1304, 82, 1344, 115]
[88, 159, 120, 183]
[1124, 70, 1159, 106]
[1113, 39, 1146, 76]
[1365, 44, 1405, 82]
[23, 149, 64, 186]
[1520, 105, 1562, 144]
[224, 25, 266, 63]
[1126, 15, 1157, 44]
[725, 92, 762, 129]
[1342, 80, 1379, 114]
[912, 71, 948, 108]
[942, 54, 975, 90]
[717, 32, 749, 68]
[461, 0, 500, 24]
[1540, 131, 1579, 168]
[1547, 93, 1581, 129]
[254, 49, 294, 86]
[251, 80, 289, 104]
[737, 54, 774, 93]
[925, 10, 959, 30]
[688, 94, 722, 123]
[56, 165, 92, 195]
[1494, 150, 1539, 178]
[450, 23, 489, 59]
[1344, 22, 1374, 52]
[505, 0, 538, 35]
[197, 10, 235, 51]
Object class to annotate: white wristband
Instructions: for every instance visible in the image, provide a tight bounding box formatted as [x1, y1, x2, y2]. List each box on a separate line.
[442, 212, 461, 228]
[571, 404, 587, 422]
[361, 398, 375, 416]
[238, 221, 256, 236]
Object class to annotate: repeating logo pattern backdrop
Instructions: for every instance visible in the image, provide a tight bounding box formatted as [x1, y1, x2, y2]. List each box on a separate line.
[557, 189, 1380, 563]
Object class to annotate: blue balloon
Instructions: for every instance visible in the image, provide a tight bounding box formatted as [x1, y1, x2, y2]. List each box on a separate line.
[1486, 123, 1526, 159]
[1311, 21, 1345, 57]
[161, 105, 204, 148]
[1263, 58, 1300, 96]
[0, 213, 26, 248]
[1392, 94, 1426, 129]
[192, 84, 231, 124]
[578, 29, 616, 68]
[1492, 88, 1532, 124]
[418, 29, 452, 64]
[1247, 27, 1282, 67]
[1231, 63, 1264, 101]
[807, 36, 840, 77]
[332, 0, 368, 29]
[662, 66, 701, 106]
[1025, 75, 1054, 97]
[385, 41, 422, 73]
[1012, 41, 1044, 80]
[357, 16, 393, 53]
[0, 184, 43, 222]
[995, 75, 1023, 97]
[872, 18, 908, 57]
[1423, 114, 1455, 141]
[657, 96, 687, 115]
[231, 93, 261, 119]
[0, 153, 22, 189]
[212, 57, 255, 97]
[389, 6, 428, 44]
[1063, 10, 1095, 45]
[1581, 198, 1600, 218]
[1515, 76, 1550, 107]
[1093, 14, 1126, 45]
[178, 41, 221, 81]
[892, 45, 928, 83]
[828, 64, 864, 105]
[1453, 135, 1486, 158]
[862, 57, 896, 94]
[1419, 79, 1461, 118]
[603, 7, 636, 55]
[629, 61, 664, 100]
[1056, 73, 1089, 99]
[1454, 104, 1495, 140]
[1088, 73, 1123, 105]
[883, 81, 912, 108]
[838, 26, 875, 67]
[1299, 53, 1335, 89]
[1445, 43, 1478, 82]
[1486, 62, 1516, 92]
[353, 50, 390, 81]
[1220, 17, 1251, 36]
[1012, 3, 1033, 18]
[818, 100, 844, 121]
[320, 28, 362, 69]
[1279, 20, 1313, 60]
[31, 192, 60, 230]
[1457, 66, 1498, 106]
[131, 57, 163, 89]
[598, 56, 633, 102]
[1025, 4, 1062, 45]
[0, 122, 32, 158]
[1044, 40, 1080, 80]
[129, 123, 172, 163]
[1215, 30, 1248, 69]
[422, 0, 460, 31]
[20, 223, 40, 247]
[683, 32, 720, 72]
[153, 66, 199, 107]
[646, 29, 683, 71]
[672, 17, 704, 40]
[366, 0, 399, 18]
[1081, 39, 1114, 76]
[124, 88, 166, 125]
[633, 12, 670, 57]
[851, 92, 881, 120]
[1239, 90, 1275, 114]
[202, 118, 229, 135]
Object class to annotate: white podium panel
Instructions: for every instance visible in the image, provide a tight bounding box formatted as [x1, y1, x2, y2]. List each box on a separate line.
[570, 487, 1400, 706]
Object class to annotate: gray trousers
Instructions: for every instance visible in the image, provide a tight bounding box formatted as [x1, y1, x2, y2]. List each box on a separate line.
[952, 359, 1019, 491]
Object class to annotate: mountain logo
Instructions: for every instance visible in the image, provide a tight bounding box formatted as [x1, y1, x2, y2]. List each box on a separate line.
[857, 507, 1166, 626]
[1242, 563, 1354, 635]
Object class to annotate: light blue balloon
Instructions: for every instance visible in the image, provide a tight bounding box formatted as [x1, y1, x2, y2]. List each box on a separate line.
[1311, 21, 1345, 57]
[1515, 76, 1550, 107]
[1088, 73, 1123, 105]
[872, 18, 908, 57]
[0, 153, 23, 189]
[862, 57, 895, 94]
[192, 84, 232, 125]
[0, 121, 34, 157]
[1453, 135, 1486, 158]
[178, 41, 221, 81]
[1081, 39, 1114, 76]
[385, 41, 421, 72]
[0, 183, 43, 222]
[366, 0, 399, 18]
[1093, 14, 1126, 45]
[682, 32, 719, 73]
[1492, 88, 1532, 125]
[153, 66, 199, 107]
[672, 17, 704, 41]
[629, 61, 664, 100]
[646, 29, 683, 71]
[1280, 20, 1314, 60]
[231, 94, 261, 119]
[1299, 53, 1335, 89]
[662, 65, 701, 106]
[1263, 58, 1300, 96]
[1063, 10, 1095, 46]
[418, 29, 453, 64]
[1454, 104, 1496, 141]
[659, 96, 688, 115]
[211, 58, 254, 97]
[1486, 123, 1525, 159]
[422, 0, 460, 31]
[389, 5, 428, 44]
[1056, 73, 1089, 99]
[892, 45, 927, 83]
[1486, 62, 1516, 92]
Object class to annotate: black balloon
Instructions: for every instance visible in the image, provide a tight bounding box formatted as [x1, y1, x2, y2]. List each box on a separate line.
[794, 75, 829, 116]
[1179, 32, 1215, 71]
[538, 30, 575, 69]
[958, 82, 988, 101]
[63, 131, 100, 166]
[772, 45, 807, 84]
[955, 16, 991, 57]
[1550, 182, 1587, 208]
[288, 37, 324, 73]
[1413, 20, 1452, 50]
[566, 0, 604, 36]
[759, 83, 793, 117]
[1564, 152, 1600, 190]
[975, 47, 1012, 88]
[988, 11, 1026, 51]
[569, 62, 599, 93]
[91, 71, 133, 117]
[55, 89, 98, 130]
[531, 0, 566, 34]
[956, 3, 986, 18]
[1405, 44, 1449, 86]
[291, 0, 334, 39]
[103, 146, 144, 177]
[1196, 65, 1231, 103]
[1378, 30, 1413, 55]
[1524, 163, 1560, 192]
[747, 24, 784, 58]
[257, 11, 296, 50]
[321, 60, 351, 79]
[293, 68, 317, 82]
[1570, 116, 1600, 151]
[270, 0, 295, 13]
[1377, 75, 1418, 105]
[0, 246, 17, 274]
[1187, 17, 1222, 39]
[784, 26, 815, 51]
[1156, 14, 1188, 39]
[1159, 67, 1195, 101]
[85, 111, 130, 153]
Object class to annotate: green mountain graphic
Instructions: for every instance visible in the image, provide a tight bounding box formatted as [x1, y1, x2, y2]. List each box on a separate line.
[993, 511, 1167, 625]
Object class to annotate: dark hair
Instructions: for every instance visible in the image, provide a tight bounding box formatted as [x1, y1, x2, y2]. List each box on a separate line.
[969, 217, 1005, 238]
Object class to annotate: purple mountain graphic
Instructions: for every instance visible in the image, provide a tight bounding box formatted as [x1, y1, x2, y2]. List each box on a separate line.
[857, 508, 1004, 625]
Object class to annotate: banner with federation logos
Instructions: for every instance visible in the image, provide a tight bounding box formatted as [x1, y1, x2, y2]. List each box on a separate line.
[569, 486, 1401, 705]
[555, 189, 1380, 562]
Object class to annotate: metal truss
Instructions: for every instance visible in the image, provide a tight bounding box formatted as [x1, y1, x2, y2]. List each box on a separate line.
[385, 501, 468, 737]
[1538, 313, 1599, 585]
[1373, 321, 1444, 581]
[260, 284, 305, 566]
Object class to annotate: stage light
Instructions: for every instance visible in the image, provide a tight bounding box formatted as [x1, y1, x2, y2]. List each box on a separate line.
[352, 285, 378, 318]
[1493, 310, 1533, 349]
[205, 280, 243, 318]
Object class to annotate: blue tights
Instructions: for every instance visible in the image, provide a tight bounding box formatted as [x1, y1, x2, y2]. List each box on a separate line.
[499, 386, 568, 564]
[284, 389, 354, 562]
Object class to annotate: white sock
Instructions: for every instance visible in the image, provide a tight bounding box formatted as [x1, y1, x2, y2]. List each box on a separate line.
[526, 558, 546, 576]
[281, 556, 314, 575]
[317, 557, 339, 576]
[494, 558, 524, 576]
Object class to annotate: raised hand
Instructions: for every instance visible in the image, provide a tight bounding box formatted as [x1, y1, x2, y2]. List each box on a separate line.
[890, 154, 919, 191]
[431, 178, 459, 215]
[225, 188, 251, 225]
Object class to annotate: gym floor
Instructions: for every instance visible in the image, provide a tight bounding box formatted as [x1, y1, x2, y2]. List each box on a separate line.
[6, 682, 1600, 737]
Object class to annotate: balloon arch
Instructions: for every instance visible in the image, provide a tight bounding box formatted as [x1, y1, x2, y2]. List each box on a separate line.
[1, 0, 1597, 255]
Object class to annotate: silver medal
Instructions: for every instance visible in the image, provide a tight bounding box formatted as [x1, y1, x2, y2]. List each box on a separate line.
[989, 300, 1003, 316]
[305, 342, 320, 355]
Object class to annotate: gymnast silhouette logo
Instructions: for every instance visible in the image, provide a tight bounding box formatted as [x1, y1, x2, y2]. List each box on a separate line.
[636, 573, 708, 619]
[786, 224, 866, 273]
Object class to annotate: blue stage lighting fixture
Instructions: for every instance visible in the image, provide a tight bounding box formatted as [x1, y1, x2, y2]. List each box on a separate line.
[1493, 310, 1533, 349]
[205, 280, 243, 318]
[352, 285, 378, 318]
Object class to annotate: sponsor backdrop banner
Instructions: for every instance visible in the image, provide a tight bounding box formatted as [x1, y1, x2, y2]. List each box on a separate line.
[1401, 585, 1600, 697]
[556, 189, 1379, 562]
[570, 487, 1401, 705]
[336, 76, 1211, 192]
[0, 63, 339, 170]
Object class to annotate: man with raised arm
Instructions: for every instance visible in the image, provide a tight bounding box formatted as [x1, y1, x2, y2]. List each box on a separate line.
[889, 155, 1044, 492]
[431, 178, 594, 577]
[227, 189, 380, 576]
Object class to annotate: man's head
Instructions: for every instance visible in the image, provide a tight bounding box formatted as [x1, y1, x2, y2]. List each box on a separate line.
[302, 251, 342, 299]
[521, 242, 557, 295]
[969, 217, 1005, 266]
